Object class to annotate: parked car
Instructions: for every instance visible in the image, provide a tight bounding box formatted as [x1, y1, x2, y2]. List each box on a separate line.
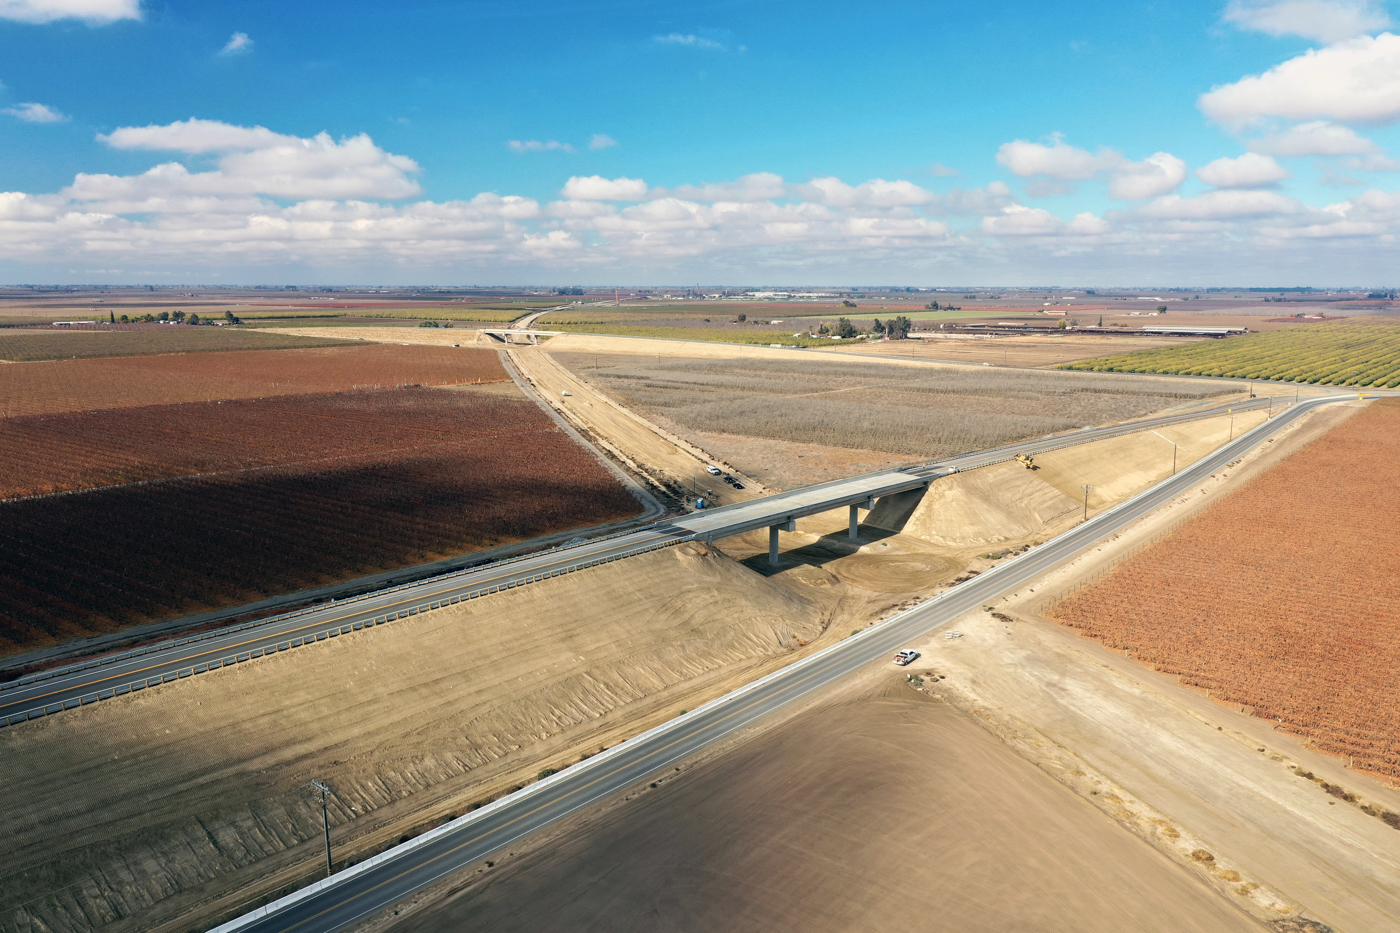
[893, 648, 920, 666]
[705, 465, 722, 475]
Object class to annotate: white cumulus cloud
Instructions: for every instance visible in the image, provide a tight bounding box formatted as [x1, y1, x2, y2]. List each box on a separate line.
[509, 139, 575, 154]
[589, 133, 618, 150]
[1197, 152, 1291, 187]
[220, 32, 252, 56]
[998, 136, 1185, 199]
[665, 172, 788, 203]
[1200, 33, 1400, 127]
[0, 0, 138, 23]
[1222, 0, 1389, 43]
[91, 119, 421, 200]
[653, 33, 725, 50]
[3, 102, 67, 122]
[1107, 152, 1189, 199]
[996, 136, 1121, 179]
[799, 177, 933, 207]
[1248, 120, 1382, 155]
[561, 175, 649, 200]
[1137, 189, 1302, 219]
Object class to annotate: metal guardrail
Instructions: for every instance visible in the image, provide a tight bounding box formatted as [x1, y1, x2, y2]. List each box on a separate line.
[0, 521, 683, 694]
[0, 536, 695, 728]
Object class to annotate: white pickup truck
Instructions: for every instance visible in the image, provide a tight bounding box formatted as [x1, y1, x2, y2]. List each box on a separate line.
[893, 648, 920, 666]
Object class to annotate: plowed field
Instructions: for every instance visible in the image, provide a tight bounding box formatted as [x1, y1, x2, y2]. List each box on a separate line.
[1049, 399, 1400, 779]
[0, 387, 640, 654]
[0, 343, 507, 417]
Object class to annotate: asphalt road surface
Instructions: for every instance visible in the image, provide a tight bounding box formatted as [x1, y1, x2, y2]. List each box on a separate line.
[0, 393, 1297, 726]
[211, 392, 1347, 933]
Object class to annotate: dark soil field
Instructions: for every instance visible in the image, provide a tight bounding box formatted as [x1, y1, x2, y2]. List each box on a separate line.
[0, 343, 507, 417]
[0, 326, 345, 361]
[1049, 398, 1400, 780]
[0, 386, 640, 654]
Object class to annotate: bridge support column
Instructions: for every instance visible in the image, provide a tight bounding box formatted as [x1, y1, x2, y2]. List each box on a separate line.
[768, 518, 796, 564]
[848, 496, 874, 541]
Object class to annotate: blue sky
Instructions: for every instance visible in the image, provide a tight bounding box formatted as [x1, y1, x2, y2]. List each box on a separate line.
[3, 0, 1400, 284]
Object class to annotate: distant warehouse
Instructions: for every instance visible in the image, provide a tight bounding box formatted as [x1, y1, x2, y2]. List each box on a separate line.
[1141, 324, 1247, 337]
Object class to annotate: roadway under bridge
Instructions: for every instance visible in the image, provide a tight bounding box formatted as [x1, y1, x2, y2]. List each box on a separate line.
[0, 394, 1290, 728]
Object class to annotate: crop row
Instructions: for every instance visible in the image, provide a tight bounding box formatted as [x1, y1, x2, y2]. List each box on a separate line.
[0, 343, 507, 417]
[1061, 319, 1400, 386]
[1048, 399, 1400, 779]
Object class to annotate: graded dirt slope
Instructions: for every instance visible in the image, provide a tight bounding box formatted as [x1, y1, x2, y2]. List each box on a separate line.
[0, 544, 831, 933]
[383, 678, 1264, 933]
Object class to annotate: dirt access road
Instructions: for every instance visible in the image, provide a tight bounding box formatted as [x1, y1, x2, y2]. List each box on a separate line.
[505, 345, 765, 506]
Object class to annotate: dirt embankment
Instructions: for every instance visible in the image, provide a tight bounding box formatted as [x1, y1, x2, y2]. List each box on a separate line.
[377, 676, 1267, 933]
[0, 544, 831, 933]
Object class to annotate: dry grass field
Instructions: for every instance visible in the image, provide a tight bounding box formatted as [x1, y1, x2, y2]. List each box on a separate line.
[554, 353, 1230, 471]
[0, 343, 506, 417]
[386, 678, 1266, 933]
[0, 386, 640, 655]
[1049, 399, 1400, 779]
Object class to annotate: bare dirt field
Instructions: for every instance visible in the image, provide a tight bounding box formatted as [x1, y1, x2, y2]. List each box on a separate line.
[1049, 398, 1400, 780]
[381, 677, 1266, 933]
[0, 343, 506, 417]
[0, 386, 640, 654]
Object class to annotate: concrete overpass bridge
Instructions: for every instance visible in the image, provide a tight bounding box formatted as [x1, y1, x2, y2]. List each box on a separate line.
[479, 328, 565, 345]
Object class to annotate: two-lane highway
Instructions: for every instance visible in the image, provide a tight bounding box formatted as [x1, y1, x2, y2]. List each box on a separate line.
[212, 392, 1348, 933]
[0, 394, 1296, 726]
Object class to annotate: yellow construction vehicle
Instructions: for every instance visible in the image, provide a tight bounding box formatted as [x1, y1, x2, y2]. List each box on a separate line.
[1015, 453, 1036, 470]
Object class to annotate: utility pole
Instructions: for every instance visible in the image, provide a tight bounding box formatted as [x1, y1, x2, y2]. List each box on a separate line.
[1172, 443, 1178, 475]
[1081, 484, 1094, 523]
[1228, 410, 1235, 441]
[311, 780, 333, 878]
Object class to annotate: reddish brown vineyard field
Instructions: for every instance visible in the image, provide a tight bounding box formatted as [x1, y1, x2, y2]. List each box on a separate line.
[0, 343, 507, 417]
[1050, 399, 1400, 779]
[0, 389, 514, 499]
[0, 387, 640, 654]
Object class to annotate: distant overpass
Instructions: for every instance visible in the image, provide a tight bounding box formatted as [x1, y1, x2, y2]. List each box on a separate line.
[479, 328, 565, 345]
